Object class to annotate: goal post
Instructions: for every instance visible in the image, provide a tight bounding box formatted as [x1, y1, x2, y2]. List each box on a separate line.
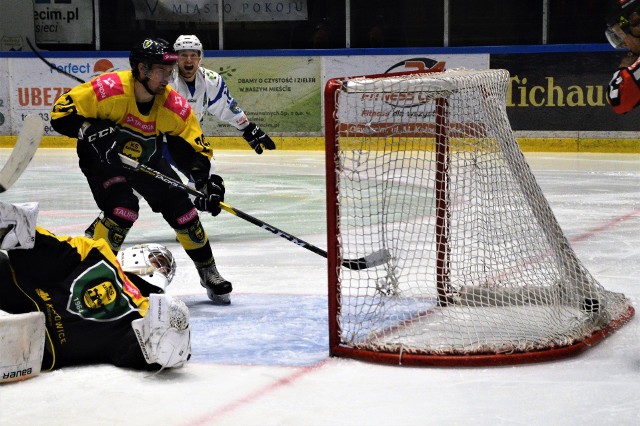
[324, 68, 634, 366]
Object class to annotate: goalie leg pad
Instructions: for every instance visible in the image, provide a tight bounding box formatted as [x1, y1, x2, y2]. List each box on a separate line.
[0, 311, 46, 383]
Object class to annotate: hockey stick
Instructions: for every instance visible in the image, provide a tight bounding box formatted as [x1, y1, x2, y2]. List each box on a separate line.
[118, 154, 390, 270]
[26, 37, 86, 84]
[0, 115, 43, 193]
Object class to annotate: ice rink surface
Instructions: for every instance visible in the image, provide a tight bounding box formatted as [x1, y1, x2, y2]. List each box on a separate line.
[0, 149, 639, 426]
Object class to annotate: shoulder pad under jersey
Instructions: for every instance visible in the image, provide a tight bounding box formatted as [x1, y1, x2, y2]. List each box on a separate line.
[164, 89, 193, 121]
[91, 72, 126, 101]
[202, 68, 221, 84]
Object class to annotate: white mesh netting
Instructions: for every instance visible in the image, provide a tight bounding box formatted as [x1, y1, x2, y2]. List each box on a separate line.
[327, 69, 633, 362]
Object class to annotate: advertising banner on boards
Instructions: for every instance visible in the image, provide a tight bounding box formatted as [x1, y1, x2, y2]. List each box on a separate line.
[324, 53, 488, 85]
[199, 56, 321, 135]
[491, 51, 639, 131]
[7, 56, 127, 135]
[2, 49, 636, 137]
[0, 60, 11, 133]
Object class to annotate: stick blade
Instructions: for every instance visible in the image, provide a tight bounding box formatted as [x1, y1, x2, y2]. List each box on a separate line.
[118, 153, 140, 170]
[342, 248, 391, 270]
[0, 115, 43, 193]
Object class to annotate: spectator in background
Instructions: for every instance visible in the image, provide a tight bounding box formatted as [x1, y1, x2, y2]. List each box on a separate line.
[311, 18, 333, 48]
[368, 15, 386, 47]
[606, 0, 640, 113]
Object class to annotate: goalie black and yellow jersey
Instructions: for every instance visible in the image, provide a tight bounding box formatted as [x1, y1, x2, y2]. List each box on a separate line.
[0, 227, 161, 371]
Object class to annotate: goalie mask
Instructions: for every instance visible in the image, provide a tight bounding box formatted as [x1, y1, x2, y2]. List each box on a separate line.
[606, 0, 640, 48]
[117, 244, 176, 292]
[131, 294, 191, 369]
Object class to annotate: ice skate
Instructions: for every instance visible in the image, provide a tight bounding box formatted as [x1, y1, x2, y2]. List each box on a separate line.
[197, 261, 232, 305]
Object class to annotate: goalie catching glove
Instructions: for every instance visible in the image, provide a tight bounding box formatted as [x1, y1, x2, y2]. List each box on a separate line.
[131, 294, 191, 369]
[242, 122, 275, 154]
[78, 119, 121, 165]
[192, 173, 225, 216]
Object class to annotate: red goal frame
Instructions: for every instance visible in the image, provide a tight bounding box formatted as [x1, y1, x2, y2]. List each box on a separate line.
[323, 71, 634, 366]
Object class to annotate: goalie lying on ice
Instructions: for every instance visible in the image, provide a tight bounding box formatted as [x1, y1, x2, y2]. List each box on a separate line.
[0, 201, 191, 382]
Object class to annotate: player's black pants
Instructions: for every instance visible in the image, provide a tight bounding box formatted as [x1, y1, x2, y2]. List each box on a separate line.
[77, 146, 214, 265]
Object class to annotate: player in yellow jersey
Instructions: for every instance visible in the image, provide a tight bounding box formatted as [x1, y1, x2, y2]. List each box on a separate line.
[50, 38, 232, 305]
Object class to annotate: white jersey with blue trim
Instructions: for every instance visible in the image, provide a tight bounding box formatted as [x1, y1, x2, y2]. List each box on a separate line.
[169, 67, 250, 131]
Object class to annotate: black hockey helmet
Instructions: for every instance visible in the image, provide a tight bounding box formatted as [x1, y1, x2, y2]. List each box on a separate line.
[129, 38, 178, 76]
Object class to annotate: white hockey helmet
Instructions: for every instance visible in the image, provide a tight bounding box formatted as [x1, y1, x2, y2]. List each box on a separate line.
[174, 35, 203, 56]
[117, 244, 176, 292]
[131, 294, 191, 369]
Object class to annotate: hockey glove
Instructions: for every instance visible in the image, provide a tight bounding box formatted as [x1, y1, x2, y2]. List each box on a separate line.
[78, 119, 121, 165]
[242, 123, 275, 155]
[193, 174, 225, 216]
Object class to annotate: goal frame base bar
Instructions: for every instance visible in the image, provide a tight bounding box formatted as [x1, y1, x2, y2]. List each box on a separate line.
[330, 305, 635, 367]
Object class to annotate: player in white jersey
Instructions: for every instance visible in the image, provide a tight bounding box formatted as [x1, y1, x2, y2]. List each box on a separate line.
[171, 34, 276, 157]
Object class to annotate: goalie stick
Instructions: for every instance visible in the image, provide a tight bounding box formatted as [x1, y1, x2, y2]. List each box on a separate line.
[26, 37, 86, 84]
[118, 154, 390, 270]
[0, 115, 43, 193]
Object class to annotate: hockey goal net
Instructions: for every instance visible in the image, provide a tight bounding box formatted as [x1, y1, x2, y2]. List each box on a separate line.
[324, 68, 634, 366]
